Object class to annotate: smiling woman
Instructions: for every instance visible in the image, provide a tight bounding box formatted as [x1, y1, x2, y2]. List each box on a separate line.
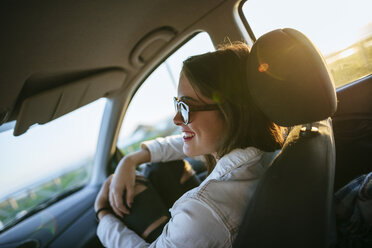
[99, 40, 286, 247]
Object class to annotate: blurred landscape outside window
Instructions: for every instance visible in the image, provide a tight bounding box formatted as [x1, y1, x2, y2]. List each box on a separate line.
[0, 98, 106, 231]
[117, 32, 215, 155]
[243, 0, 372, 87]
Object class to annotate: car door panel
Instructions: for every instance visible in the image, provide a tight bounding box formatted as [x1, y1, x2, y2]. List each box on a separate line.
[0, 186, 100, 248]
[333, 74, 372, 190]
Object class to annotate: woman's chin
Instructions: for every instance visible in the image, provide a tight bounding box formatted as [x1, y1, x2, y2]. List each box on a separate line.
[183, 146, 198, 157]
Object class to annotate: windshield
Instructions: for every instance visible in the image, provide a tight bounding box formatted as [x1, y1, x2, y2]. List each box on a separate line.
[0, 98, 106, 232]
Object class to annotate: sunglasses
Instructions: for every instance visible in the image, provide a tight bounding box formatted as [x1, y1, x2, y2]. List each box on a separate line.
[173, 97, 219, 125]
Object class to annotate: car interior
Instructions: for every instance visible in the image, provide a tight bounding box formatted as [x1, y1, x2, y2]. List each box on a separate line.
[0, 0, 371, 247]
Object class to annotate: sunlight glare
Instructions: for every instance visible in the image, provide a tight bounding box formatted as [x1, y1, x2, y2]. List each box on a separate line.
[258, 63, 269, 72]
[243, 0, 372, 56]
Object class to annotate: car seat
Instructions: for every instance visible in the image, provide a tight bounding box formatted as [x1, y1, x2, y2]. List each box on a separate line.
[233, 29, 337, 248]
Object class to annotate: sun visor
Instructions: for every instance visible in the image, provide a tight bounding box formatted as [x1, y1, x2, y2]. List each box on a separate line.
[14, 67, 126, 136]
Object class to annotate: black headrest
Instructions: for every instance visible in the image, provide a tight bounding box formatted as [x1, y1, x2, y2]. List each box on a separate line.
[247, 28, 337, 126]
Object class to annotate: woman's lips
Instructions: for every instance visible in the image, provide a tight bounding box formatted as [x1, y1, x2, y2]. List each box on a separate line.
[182, 131, 195, 142]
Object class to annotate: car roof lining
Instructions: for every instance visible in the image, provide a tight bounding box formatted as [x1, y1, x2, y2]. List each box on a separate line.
[0, 0, 227, 131]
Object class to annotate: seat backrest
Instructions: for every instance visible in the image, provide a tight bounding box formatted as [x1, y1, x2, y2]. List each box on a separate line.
[233, 29, 337, 248]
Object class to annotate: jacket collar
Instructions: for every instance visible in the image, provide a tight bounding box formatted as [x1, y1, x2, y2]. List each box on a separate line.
[208, 147, 264, 180]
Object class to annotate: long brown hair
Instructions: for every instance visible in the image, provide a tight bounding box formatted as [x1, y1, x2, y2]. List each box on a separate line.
[182, 42, 285, 172]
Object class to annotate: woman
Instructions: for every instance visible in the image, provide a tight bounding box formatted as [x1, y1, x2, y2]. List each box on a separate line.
[94, 42, 285, 247]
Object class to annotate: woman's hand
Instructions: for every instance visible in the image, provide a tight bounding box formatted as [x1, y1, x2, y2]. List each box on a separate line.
[109, 147, 151, 217]
[94, 175, 113, 221]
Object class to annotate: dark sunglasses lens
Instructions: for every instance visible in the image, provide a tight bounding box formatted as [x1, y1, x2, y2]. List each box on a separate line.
[180, 103, 188, 124]
[174, 98, 189, 124]
[174, 98, 178, 112]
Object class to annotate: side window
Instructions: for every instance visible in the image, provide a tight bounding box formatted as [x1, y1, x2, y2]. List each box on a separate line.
[117, 32, 215, 154]
[0, 99, 106, 231]
[242, 0, 372, 88]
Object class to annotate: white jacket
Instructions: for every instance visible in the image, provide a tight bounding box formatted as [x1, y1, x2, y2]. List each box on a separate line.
[97, 135, 271, 247]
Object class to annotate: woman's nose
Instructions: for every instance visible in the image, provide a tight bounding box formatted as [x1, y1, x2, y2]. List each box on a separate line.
[173, 111, 183, 126]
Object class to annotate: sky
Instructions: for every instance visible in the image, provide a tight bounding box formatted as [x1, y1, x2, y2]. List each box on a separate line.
[1, 0, 371, 199]
[243, 0, 372, 55]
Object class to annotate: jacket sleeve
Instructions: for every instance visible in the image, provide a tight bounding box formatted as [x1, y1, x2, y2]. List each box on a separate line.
[152, 197, 229, 247]
[96, 198, 229, 248]
[141, 135, 186, 162]
[97, 214, 150, 248]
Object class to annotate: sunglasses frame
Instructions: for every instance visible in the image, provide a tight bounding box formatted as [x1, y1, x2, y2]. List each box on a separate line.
[173, 97, 219, 124]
